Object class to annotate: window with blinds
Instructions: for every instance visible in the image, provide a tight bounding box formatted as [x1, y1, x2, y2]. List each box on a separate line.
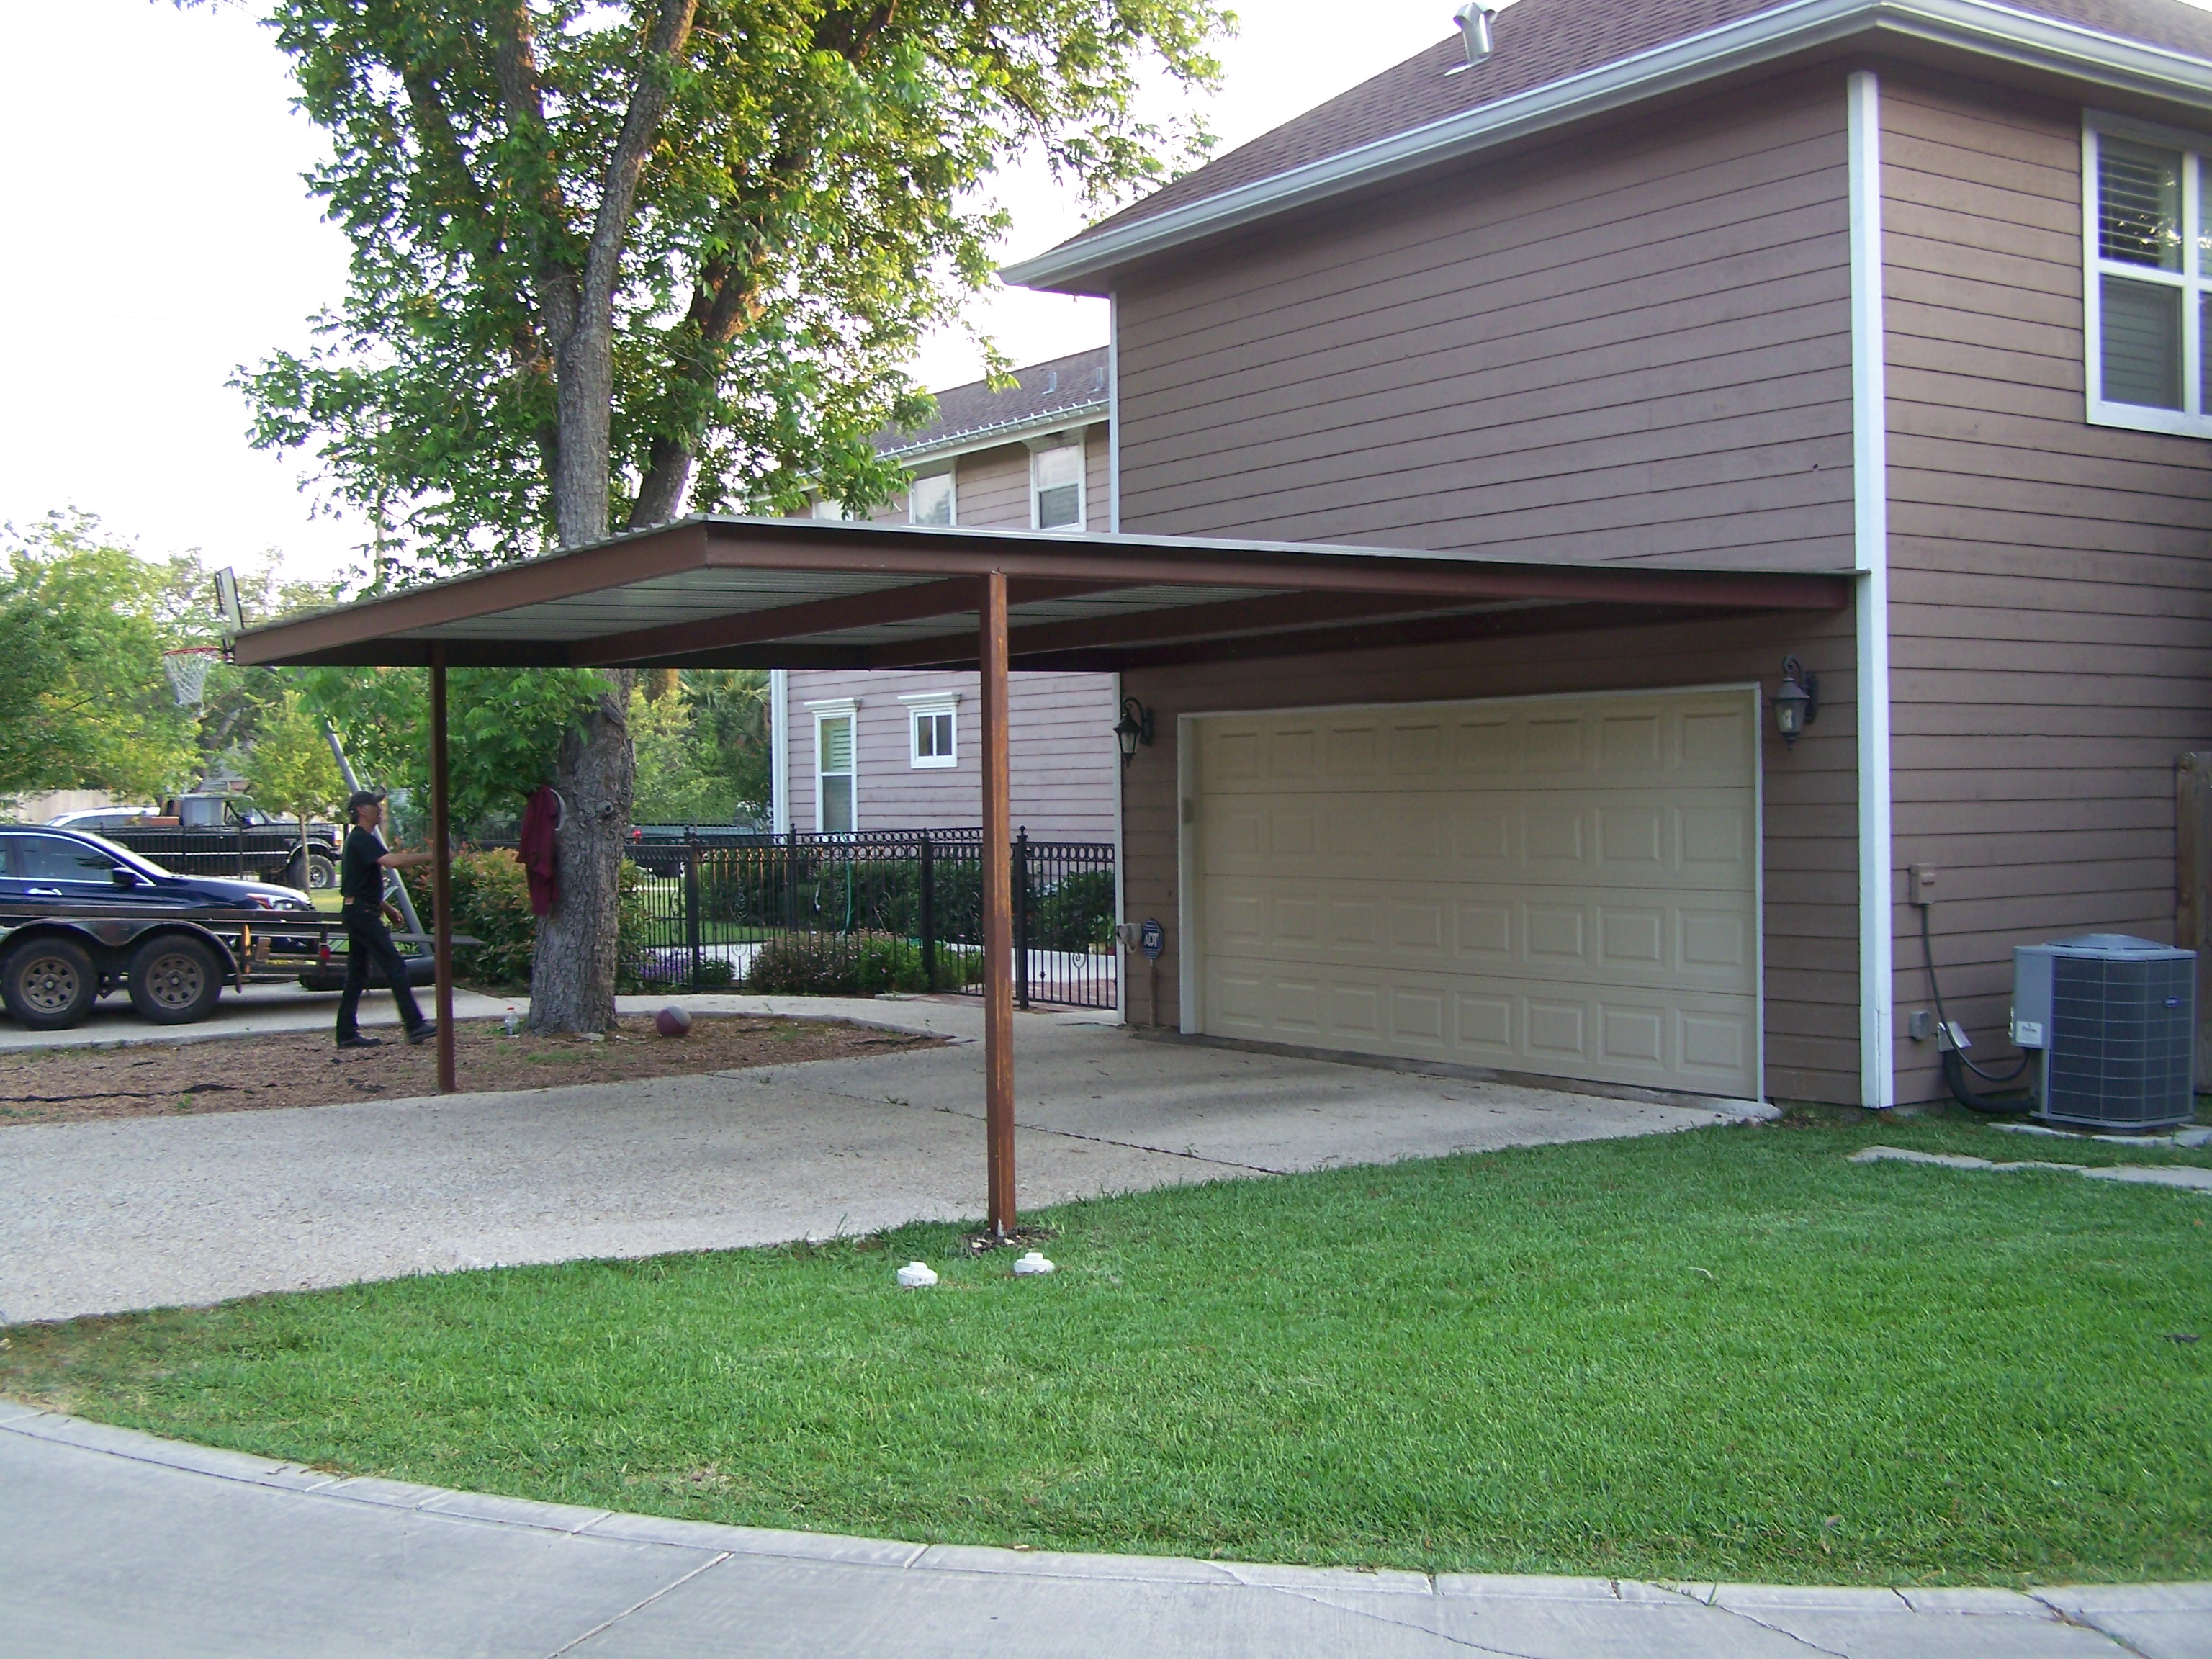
[816, 713, 855, 832]
[2086, 118, 2212, 436]
[1031, 441, 1084, 529]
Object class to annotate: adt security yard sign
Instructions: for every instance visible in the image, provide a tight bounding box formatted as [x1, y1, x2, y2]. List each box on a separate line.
[1138, 919, 1164, 959]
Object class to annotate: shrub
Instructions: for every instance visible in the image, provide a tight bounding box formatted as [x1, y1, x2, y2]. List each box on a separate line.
[742, 931, 984, 997]
[1030, 868, 1115, 952]
[442, 848, 537, 987]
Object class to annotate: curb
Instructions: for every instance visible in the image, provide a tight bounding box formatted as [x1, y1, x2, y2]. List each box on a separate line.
[6, 1398, 2206, 1629]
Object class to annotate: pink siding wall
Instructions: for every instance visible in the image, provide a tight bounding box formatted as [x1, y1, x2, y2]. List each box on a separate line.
[790, 422, 1118, 837]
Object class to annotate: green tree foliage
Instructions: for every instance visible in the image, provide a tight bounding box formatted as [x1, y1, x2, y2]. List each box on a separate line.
[299, 665, 603, 837]
[0, 514, 201, 800]
[629, 670, 769, 824]
[233, 0, 1229, 569]
[240, 691, 344, 857]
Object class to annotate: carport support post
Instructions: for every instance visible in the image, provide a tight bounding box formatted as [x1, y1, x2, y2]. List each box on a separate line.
[979, 571, 1016, 1237]
[428, 648, 457, 1095]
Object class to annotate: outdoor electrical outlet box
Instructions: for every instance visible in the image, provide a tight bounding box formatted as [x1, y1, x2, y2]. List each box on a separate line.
[1909, 863, 1937, 906]
[1907, 1008, 1933, 1041]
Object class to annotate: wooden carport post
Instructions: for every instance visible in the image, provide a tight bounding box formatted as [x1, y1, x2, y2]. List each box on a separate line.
[979, 572, 1016, 1236]
[428, 645, 457, 1095]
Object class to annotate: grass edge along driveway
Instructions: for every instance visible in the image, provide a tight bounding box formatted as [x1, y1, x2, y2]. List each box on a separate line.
[4, 1112, 2206, 1588]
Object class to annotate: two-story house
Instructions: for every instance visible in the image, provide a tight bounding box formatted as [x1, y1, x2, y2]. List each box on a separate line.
[997, 0, 2212, 1107]
[771, 351, 1120, 840]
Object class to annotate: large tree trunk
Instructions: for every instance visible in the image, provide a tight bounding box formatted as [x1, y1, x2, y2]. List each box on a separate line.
[529, 674, 634, 1033]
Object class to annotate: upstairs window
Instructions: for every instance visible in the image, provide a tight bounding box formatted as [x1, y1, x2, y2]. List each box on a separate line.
[2086, 116, 2212, 436]
[912, 706, 955, 767]
[1031, 440, 1084, 529]
[909, 470, 954, 526]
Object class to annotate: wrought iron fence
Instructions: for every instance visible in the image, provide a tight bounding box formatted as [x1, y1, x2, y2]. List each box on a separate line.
[622, 828, 1117, 1008]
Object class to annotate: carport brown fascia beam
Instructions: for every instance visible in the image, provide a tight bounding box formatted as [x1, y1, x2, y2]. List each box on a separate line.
[696, 528, 1854, 611]
[860, 590, 1521, 670]
[569, 577, 1133, 667]
[230, 521, 709, 667]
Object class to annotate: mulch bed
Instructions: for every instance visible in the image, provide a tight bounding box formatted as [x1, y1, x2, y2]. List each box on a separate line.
[0, 1016, 940, 1126]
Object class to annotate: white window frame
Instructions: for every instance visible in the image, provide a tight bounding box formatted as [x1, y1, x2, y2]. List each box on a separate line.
[2084, 110, 2212, 438]
[899, 691, 960, 769]
[806, 698, 859, 832]
[907, 468, 955, 527]
[1029, 436, 1086, 530]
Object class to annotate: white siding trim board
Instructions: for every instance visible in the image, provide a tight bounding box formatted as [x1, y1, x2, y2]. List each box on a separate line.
[1851, 68, 1897, 1111]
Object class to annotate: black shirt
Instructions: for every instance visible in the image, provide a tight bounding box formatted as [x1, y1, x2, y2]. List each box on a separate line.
[340, 826, 385, 909]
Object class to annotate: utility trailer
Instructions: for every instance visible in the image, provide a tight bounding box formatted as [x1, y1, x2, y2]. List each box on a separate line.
[0, 902, 440, 1031]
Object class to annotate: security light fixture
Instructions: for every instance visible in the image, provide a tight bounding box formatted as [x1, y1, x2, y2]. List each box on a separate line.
[1773, 656, 1818, 746]
[1114, 697, 1155, 766]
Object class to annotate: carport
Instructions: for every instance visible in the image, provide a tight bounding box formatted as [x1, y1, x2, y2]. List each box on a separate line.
[232, 515, 1848, 1235]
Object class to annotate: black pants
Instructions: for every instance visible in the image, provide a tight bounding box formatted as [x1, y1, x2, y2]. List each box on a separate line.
[337, 905, 426, 1040]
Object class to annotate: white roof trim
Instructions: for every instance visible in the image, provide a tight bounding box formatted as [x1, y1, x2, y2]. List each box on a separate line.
[881, 405, 1107, 464]
[1002, 0, 2212, 292]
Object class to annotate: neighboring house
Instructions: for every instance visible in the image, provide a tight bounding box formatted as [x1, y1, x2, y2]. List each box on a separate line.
[992, 0, 2212, 1106]
[772, 350, 1120, 840]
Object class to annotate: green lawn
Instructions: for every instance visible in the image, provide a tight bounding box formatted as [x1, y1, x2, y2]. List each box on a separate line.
[4, 1111, 2207, 1587]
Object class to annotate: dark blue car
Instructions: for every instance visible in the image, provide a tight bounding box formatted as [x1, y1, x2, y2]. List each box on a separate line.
[0, 825, 320, 1029]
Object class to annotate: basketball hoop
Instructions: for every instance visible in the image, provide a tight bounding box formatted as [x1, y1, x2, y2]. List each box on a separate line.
[162, 647, 222, 709]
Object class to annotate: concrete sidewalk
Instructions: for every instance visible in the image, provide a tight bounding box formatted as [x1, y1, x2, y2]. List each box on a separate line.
[0, 1000, 1763, 1325]
[4, 1402, 2201, 1659]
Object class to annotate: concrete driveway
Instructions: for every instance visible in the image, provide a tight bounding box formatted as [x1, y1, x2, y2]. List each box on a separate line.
[0, 997, 1766, 1325]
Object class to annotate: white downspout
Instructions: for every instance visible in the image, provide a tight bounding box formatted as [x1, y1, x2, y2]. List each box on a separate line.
[768, 667, 791, 835]
[1849, 69, 1895, 1110]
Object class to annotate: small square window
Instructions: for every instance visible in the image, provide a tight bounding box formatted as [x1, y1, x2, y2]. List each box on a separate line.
[911, 707, 956, 768]
[2085, 117, 2212, 436]
[909, 472, 953, 526]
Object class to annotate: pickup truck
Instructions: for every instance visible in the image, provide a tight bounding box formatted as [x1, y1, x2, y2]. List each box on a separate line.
[0, 826, 336, 1028]
[50, 794, 343, 892]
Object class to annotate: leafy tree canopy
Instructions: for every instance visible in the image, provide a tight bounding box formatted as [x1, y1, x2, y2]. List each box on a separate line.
[235, 0, 1230, 579]
[240, 689, 345, 838]
[0, 513, 204, 801]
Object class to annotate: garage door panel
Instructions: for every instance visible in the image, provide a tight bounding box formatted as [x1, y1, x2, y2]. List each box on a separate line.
[1206, 881, 1754, 991]
[1205, 955, 1758, 1091]
[1193, 688, 1761, 1097]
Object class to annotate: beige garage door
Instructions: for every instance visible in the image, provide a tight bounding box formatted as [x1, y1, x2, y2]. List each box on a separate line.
[1189, 688, 1760, 1097]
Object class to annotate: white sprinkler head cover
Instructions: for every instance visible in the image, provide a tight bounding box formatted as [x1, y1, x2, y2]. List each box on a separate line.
[1012, 1251, 1056, 1275]
[896, 1262, 939, 1288]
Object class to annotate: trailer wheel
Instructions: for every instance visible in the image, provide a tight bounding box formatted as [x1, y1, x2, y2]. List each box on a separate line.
[2, 938, 99, 1030]
[127, 936, 223, 1025]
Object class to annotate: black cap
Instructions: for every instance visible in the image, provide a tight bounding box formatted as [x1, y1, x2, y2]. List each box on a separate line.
[346, 788, 385, 817]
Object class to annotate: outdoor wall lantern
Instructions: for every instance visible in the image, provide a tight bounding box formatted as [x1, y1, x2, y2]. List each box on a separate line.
[1114, 697, 1156, 766]
[1773, 656, 1819, 747]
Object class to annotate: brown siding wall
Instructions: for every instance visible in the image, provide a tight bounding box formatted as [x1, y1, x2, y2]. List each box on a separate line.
[1115, 72, 1856, 572]
[1880, 69, 2212, 1105]
[1120, 607, 1863, 1106]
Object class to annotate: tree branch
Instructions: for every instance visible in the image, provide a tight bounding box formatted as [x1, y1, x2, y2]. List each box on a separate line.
[581, 0, 699, 320]
[486, 3, 583, 344]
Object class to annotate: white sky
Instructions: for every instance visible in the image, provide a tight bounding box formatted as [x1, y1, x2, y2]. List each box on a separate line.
[5, 1, 2203, 582]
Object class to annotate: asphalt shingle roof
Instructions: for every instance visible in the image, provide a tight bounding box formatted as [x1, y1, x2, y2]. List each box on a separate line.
[878, 347, 1110, 458]
[1059, 0, 2212, 250]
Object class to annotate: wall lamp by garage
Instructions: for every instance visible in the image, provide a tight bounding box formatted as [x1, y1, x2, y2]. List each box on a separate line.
[1773, 656, 1819, 747]
[1114, 697, 1156, 766]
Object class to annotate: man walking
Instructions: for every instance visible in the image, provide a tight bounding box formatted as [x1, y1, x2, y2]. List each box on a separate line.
[336, 789, 436, 1050]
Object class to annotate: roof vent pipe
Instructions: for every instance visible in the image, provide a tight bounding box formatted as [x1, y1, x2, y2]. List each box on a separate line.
[1450, 1, 1499, 72]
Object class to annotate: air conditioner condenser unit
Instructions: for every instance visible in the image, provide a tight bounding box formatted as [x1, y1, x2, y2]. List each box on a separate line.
[2010, 935, 2195, 1131]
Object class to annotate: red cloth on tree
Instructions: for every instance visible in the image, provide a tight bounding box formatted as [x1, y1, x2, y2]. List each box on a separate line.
[517, 786, 560, 917]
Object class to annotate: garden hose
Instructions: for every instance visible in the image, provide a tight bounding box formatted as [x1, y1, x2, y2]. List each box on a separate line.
[1918, 904, 2030, 1113]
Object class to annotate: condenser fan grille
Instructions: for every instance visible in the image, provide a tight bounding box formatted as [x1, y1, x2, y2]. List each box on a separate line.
[2043, 953, 2194, 1128]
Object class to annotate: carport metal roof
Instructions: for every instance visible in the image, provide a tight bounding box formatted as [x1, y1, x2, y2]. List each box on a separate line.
[231, 515, 1851, 1239]
[230, 516, 1853, 673]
